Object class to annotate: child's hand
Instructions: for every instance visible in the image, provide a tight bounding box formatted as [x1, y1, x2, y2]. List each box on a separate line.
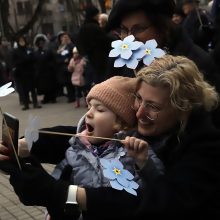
[123, 136, 149, 168]
[18, 138, 30, 158]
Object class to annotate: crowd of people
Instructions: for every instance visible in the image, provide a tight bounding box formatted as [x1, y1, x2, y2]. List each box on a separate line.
[0, 0, 220, 219]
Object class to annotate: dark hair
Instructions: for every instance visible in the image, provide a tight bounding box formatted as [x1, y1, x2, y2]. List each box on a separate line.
[181, 0, 200, 5]
[85, 5, 99, 19]
[106, 0, 176, 31]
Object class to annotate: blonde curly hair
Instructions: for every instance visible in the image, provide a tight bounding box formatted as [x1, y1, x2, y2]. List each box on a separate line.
[137, 55, 219, 112]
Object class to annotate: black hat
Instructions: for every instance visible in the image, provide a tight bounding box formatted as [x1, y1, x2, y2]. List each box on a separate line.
[106, 0, 176, 31]
[85, 5, 99, 19]
[173, 6, 185, 17]
[181, 0, 200, 5]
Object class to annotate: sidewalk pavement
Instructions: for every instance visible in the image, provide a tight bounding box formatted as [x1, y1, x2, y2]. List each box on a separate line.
[0, 92, 87, 219]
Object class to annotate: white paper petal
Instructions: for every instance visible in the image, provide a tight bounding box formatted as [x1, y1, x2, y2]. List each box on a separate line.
[130, 41, 143, 50]
[110, 180, 124, 190]
[112, 40, 123, 48]
[103, 169, 116, 180]
[111, 159, 124, 170]
[121, 50, 132, 59]
[129, 180, 139, 190]
[25, 129, 33, 151]
[124, 35, 135, 43]
[0, 87, 15, 97]
[126, 58, 139, 69]
[133, 48, 146, 59]
[100, 158, 111, 168]
[145, 39, 157, 48]
[117, 175, 129, 187]
[152, 48, 166, 58]
[143, 55, 155, 66]
[0, 82, 12, 90]
[124, 186, 137, 196]
[122, 169, 134, 180]
[114, 57, 126, 67]
[109, 48, 121, 57]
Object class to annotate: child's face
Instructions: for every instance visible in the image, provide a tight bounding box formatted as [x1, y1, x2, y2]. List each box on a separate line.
[85, 99, 120, 144]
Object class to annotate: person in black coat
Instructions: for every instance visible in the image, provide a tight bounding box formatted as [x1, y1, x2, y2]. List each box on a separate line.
[11, 36, 41, 110]
[181, 0, 214, 51]
[76, 5, 113, 84]
[1, 55, 220, 220]
[33, 34, 58, 104]
[56, 31, 75, 103]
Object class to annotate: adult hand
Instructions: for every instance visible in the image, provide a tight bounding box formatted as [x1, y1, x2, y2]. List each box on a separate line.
[0, 138, 30, 161]
[0, 157, 70, 216]
[0, 141, 10, 160]
[124, 136, 149, 168]
[18, 138, 30, 158]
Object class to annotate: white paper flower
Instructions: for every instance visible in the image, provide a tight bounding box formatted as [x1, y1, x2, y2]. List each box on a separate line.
[109, 35, 143, 60]
[100, 158, 139, 196]
[24, 115, 40, 151]
[0, 82, 15, 97]
[141, 39, 166, 66]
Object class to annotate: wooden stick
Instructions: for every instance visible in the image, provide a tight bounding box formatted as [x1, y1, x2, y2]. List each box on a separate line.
[39, 130, 124, 143]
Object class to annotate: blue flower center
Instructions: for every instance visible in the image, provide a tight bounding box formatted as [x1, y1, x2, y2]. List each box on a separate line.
[113, 167, 121, 175]
[121, 44, 129, 50]
[145, 48, 151, 55]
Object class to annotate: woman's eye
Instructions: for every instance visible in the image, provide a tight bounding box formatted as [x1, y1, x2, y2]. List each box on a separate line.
[149, 104, 160, 112]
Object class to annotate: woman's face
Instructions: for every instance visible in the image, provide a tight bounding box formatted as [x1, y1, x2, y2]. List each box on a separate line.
[135, 81, 180, 137]
[172, 14, 184, 25]
[61, 34, 71, 45]
[120, 11, 160, 43]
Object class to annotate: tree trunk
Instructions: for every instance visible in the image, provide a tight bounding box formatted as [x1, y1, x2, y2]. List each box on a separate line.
[0, 0, 45, 41]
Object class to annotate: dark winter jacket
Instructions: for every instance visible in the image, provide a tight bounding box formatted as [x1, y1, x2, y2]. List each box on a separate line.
[33, 48, 57, 94]
[76, 18, 113, 83]
[30, 108, 220, 220]
[84, 109, 220, 220]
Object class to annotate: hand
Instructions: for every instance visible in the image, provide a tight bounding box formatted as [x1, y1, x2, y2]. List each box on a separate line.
[0, 157, 80, 219]
[0, 156, 68, 204]
[18, 138, 30, 158]
[124, 136, 149, 168]
[0, 141, 10, 160]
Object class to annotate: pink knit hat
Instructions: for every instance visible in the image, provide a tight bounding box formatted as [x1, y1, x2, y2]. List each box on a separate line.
[86, 76, 137, 127]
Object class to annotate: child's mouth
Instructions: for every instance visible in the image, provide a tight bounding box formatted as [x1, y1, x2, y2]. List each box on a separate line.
[86, 123, 94, 135]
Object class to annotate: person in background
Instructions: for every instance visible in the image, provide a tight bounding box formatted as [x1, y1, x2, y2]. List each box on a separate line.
[56, 31, 75, 103]
[68, 47, 87, 108]
[11, 35, 41, 110]
[76, 5, 113, 84]
[172, 6, 186, 25]
[181, 0, 214, 51]
[98, 13, 109, 29]
[1, 55, 220, 220]
[33, 34, 58, 104]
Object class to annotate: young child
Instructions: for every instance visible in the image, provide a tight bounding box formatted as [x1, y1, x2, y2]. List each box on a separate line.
[45, 76, 140, 219]
[68, 47, 87, 108]
[51, 76, 139, 186]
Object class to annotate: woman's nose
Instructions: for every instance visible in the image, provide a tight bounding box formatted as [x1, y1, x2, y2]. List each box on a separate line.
[135, 103, 145, 118]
